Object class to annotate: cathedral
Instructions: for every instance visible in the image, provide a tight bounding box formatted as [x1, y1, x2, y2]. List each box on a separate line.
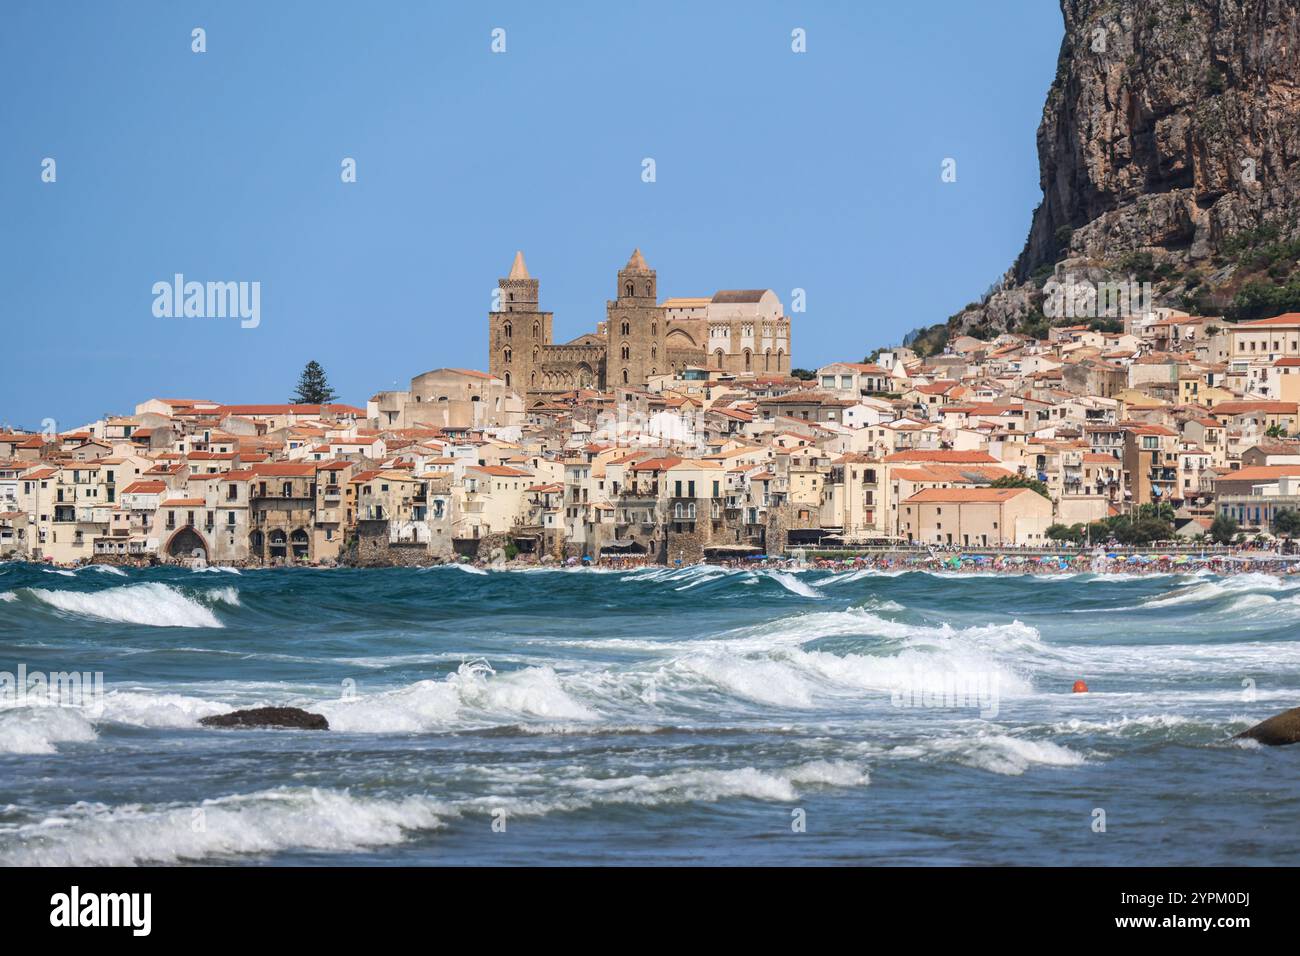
[488, 249, 792, 404]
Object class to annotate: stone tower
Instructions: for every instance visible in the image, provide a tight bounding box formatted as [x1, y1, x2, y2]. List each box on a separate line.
[488, 251, 552, 402]
[605, 249, 666, 388]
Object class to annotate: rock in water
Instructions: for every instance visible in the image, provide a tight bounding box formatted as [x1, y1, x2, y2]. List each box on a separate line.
[199, 706, 329, 730]
[1235, 707, 1300, 746]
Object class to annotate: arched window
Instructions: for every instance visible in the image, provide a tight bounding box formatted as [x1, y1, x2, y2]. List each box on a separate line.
[651, 322, 657, 337]
[504, 372, 511, 387]
[622, 368, 629, 384]
[651, 346, 657, 360]
[504, 348, 512, 363]
[532, 321, 540, 338]
[744, 349, 752, 370]
[646, 283, 652, 297]
[714, 349, 724, 367]
[625, 282, 634, 297]
[530, 371, 536, 386]
[503, 321, 512, 339]
[764, 349, 771, 371]
[621, 320, 630, 336]
[621, 344, 630, 360]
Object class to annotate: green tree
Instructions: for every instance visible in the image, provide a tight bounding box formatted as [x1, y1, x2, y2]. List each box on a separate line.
[790, 368, 817, 381]
[1135, 501, 1175, 523]
[291, 360, 338, 405]
[990, 474, 1051, 499]
[1266, 423, 1288, 439]
[1273, 509, 1300, 537]
[1125, 518, 1173, 546]
[1046, 523, 1085, 544]
[1209, 513, 1239, 545]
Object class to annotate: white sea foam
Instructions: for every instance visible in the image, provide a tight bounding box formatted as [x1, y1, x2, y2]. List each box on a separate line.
[317, 661, 598, 733]
[0, 755, 871, 865]
[0, 787, 447, 866]
[530, 759, 868, 808]
[203, 586, 241, 607]
[1044, 713, 1204, 738]
[25, 583, 225, 628]
[886, 734, 1085, 776]
[0, 706, 98, 754]
[0, 591, 14, 602]
[667, 641, 1032, 709]
[768, 571, 823, 598]
[1142, 572, 1292, 608]
[98, 690, 230, 729]
[450, 564, 488, 576]
[42, 569, 76, 577]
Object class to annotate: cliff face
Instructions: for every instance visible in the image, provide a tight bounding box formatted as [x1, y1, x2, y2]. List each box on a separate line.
[948, 0, 1300, 339]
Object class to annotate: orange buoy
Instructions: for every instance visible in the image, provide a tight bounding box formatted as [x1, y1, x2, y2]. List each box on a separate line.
[1072, 680, 1089, 693]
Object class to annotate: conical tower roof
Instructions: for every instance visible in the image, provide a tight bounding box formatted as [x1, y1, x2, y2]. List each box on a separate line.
[508, 250, 530, 280]
[624, 248, 651, 272]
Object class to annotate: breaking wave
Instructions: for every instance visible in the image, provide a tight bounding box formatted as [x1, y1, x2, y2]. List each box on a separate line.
[0, 758, 870, 865]
[22, 583, 227, 628]
[0, 706, 98, 755]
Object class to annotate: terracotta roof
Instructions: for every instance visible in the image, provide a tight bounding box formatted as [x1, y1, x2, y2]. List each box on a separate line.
[1235, 312, 1300, 327]
[1216, 465, 1300, 482]
[121, 480, 166, 494]
[1212, 401, 1298, 415]
[904, 487, 1037, 503]
[882, 450, 998, 464]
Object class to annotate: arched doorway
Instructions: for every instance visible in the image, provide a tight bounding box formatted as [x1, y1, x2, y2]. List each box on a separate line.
[290, 529, 310, 561]
[166, 527, 207, 561]
[249, 530, 264, 562]
[268, 529, 288, 562]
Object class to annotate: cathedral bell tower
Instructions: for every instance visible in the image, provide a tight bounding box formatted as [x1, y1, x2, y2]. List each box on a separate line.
[488, 250, 552, 402]
[605, 248, 666, 389]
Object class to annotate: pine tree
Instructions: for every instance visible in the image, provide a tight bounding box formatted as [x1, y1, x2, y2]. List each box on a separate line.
[291, 361, 338, 405]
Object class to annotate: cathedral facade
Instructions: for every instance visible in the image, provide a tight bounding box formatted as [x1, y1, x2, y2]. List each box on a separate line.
[488, 249, 792, 405]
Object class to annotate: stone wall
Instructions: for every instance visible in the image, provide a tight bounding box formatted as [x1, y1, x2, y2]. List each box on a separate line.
[351, 519, 446, 567]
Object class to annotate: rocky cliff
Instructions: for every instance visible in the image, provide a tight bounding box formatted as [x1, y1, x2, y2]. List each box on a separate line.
[939, 0, 1300, 344]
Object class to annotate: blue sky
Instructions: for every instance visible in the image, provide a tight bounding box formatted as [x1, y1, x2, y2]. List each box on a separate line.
[1, 0, 1063, 428]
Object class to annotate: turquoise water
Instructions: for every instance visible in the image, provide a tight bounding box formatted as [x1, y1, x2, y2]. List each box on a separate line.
[0, 561, 1297, 865]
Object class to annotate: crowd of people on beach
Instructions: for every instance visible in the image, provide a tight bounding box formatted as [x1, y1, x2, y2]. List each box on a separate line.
[566, 546, 1300, 576]
[22, 544, 1300, 577]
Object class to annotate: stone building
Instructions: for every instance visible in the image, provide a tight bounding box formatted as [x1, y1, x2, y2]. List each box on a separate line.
[488, 249, 793, 405]
[369, 368, 523, 430]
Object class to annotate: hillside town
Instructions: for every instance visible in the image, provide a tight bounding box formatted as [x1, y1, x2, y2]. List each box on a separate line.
[5, 251, 1300, 567]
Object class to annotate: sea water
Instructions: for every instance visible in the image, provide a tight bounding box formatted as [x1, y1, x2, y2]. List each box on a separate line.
[0, 561, 1296, 865]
